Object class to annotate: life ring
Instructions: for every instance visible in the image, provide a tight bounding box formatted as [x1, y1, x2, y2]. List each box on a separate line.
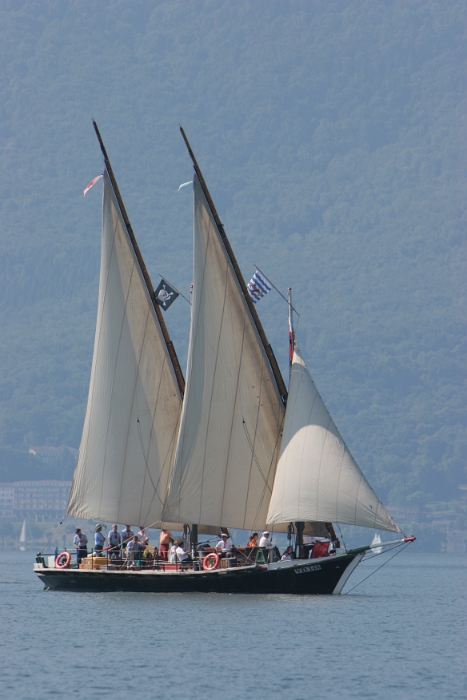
[55, 551, 71, 568]
[202, 552, 220, 571]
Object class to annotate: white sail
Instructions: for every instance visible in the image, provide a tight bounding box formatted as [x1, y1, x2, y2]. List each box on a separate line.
[67, 172, 183, 526]
[371, 533, 383, 554]
[19, 520, 27, 551]
[162, 176, 285, 530]
[267, 347, 401, 533]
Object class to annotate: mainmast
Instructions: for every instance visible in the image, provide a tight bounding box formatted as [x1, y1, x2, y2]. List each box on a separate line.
[93, 120, 185, 397]
[179, 126, 287, 404]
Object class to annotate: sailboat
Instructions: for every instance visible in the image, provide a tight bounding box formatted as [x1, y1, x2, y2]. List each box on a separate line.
[34, 123, 414, 594]
[19, 520, 27, 551]
[371, 533, 383, 555]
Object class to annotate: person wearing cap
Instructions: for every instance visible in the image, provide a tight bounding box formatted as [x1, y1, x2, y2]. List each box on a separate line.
[259, 531, 279, 562]
[259, 531, 273, 549]
[73, 528, 88, 565]
[215, 533, 233, 557]
[94, 525, 106, 555]
[107, 524, 122, 559]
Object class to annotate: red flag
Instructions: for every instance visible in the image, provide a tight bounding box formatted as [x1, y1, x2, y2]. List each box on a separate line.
[82, 173, 103, 196]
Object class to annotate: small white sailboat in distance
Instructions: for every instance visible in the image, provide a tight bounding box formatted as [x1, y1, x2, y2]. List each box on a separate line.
[371, 533, 383, 554]
[19, 520, 27, 551]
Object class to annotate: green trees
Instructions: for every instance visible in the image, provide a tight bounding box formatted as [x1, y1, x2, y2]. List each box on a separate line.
[0, 1, 464, 506]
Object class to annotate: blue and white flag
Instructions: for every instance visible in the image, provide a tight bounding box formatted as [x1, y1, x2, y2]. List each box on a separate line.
[247, 270, 272, 303]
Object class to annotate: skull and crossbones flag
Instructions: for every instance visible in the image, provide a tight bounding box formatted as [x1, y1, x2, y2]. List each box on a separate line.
[154, 279, 179, 311]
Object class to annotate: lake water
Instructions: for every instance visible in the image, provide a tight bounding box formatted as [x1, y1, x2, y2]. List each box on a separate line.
[0, 550, 465, 700]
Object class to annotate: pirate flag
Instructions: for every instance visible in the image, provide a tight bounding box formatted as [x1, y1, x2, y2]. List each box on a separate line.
[154, 279, 179, 311]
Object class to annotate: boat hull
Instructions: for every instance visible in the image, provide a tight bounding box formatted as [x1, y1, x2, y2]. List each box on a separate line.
[35, 552, 363, 595]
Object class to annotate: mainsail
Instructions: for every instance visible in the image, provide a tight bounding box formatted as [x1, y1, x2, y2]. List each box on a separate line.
[267, 347, 401, 532]
[162, 174, 286, 530]
[67, 166, 184, 526]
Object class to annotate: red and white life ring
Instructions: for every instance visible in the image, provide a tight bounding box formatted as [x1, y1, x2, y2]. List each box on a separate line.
[202, 552, 220, 571]
[55, 551, 71, 568]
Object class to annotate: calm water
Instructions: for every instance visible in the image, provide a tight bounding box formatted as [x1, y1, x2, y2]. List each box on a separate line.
[0, 550, 465, 700]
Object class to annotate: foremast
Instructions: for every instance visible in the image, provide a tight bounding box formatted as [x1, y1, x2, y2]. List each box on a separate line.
[67, 124, 185, 526]
[93, 121, 185, 395]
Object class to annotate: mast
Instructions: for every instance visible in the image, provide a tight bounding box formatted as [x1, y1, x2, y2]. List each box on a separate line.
[162, 149, 286, 530]
[287, 287, 294, 369]
[287, 287, 304, 554]
[179, 126, 287, 404]
[68, 125, 185, 526]
[93, 120, 185, 397]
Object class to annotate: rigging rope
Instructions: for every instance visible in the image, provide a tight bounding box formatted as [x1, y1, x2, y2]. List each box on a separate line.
[38, 517, 66, 556]
[337, 524, 347, 552]
[344, 541, 412, 594]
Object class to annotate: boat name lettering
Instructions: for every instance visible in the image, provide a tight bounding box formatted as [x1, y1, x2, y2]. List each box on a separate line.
[294, 564, 321, 574]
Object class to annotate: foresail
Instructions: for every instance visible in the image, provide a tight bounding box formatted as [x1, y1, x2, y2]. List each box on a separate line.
[162, 176, 285, 530]
[267, 347, 401, 533]
[67, 172, 183, 526]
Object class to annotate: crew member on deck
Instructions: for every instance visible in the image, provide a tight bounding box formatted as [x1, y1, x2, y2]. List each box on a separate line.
[94, 525, 106, 555]
[159, 529, 173, 559]
[247, 533, 258, 547]
[121, 525, 134, 548]
[108, 524, 122, 559]
[215, 533, 233, 557]
[74, 528, 88, 565]
[259, 531, 273, 549]
[281, 545, 294, 561]
[126, 535, 143, 566]
[138, 527, 149, 547]
[170, 539, 192, 566]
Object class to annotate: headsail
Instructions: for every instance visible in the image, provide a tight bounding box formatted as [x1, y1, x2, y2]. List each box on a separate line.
[67, 148, 184, 526]
[162, 172, 286, 531]
[267, 346, 401, 533]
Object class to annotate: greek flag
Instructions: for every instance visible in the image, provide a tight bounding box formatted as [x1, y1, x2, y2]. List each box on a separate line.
[247, 270, 272, 303]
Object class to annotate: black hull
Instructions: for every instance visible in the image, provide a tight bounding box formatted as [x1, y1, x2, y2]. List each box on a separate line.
[35, 552, 363, 595]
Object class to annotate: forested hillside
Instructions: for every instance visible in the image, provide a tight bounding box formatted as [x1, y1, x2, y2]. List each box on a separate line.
[0, 0, 465, 508]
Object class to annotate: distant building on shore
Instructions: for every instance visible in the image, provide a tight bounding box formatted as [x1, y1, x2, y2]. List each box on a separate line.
[0, 483, 15, 519]
[0, 481, 72, 521]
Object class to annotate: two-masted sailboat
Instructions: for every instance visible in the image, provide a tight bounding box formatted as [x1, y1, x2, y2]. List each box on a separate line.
[34, 123, 414, 594]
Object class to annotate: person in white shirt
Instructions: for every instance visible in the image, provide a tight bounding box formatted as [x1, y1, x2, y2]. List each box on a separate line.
[259, 531, 273, 549]
[259, 531, 278, 562]
[215, 533, 233, 557]
[281, 545, 294, 561]
[169, 539, 192, 565]
[137, 527, 149, 547]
